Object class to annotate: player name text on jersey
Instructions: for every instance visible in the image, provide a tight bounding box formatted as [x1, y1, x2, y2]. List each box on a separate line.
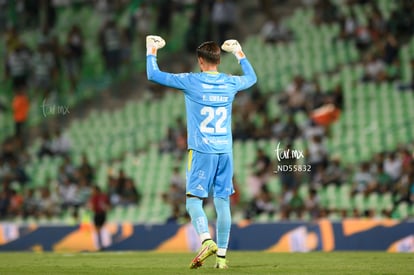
[202, 95, 229, 102]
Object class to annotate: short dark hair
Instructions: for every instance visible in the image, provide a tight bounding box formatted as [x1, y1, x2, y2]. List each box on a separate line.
[196, 41, 220, 64]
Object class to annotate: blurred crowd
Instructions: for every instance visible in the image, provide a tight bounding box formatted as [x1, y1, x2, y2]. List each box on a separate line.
[1, 0, 144, 222]
[333, 0, 413, 84]
[241, 145, 414, 221]
[1, 0, 414, 224]
[3, 1, 142, 151]
[237, 0, 414, 221]
[3, 5, 135, 96]
[0, 0, 244, 223]
[0, 132, 141, 221]
[5, 24, 79, 96]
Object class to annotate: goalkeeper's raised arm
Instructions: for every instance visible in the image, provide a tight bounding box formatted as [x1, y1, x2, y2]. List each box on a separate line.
[145, 35, 174, 87]
[146, 35, 193, 90]
[221, 39, 257, 90]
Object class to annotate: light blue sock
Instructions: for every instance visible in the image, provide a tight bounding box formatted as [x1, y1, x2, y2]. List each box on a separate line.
[186, 197, 210, 239]
[214, 197, 231, 252]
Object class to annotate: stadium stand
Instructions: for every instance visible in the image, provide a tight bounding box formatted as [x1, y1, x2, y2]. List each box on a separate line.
[1, 0, 414, 225]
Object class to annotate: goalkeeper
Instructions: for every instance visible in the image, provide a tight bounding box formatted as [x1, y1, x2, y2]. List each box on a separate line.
[146, 35, 257, 269]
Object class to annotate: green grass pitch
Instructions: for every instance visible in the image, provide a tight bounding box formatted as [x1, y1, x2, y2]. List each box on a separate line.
[0, 251, 412, 275]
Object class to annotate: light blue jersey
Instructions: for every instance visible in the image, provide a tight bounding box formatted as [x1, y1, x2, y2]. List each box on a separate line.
[147, 55, 257, 153]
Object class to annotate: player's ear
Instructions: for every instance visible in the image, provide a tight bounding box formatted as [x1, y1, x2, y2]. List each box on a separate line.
[197, 57, 203, 71]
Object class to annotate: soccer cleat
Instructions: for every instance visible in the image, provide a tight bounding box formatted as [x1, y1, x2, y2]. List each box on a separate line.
[189, 240, 218, 269]
[214, 257, 228, 269]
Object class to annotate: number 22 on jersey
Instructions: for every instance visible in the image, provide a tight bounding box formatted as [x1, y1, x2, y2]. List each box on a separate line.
[200, 106, 227, 134]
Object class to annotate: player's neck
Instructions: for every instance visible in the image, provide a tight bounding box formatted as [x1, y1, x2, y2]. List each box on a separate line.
[200, 64, 218, 73]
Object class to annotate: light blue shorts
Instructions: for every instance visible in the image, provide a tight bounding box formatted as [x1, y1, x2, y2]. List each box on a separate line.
[186, 150, 234, 199]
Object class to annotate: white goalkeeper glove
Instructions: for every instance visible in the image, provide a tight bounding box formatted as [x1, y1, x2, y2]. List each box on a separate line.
[146, 35, 166, 56]
[221, 39, 245, 61]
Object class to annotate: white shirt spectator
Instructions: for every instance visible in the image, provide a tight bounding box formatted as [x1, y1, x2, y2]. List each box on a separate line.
[307, 136, 328, 164]
[58, 180, 79, 206]
[384, 154, 402, 181]
[261, 19, 291, 43]
[302, 121, 325, 141]
[365, 58, 385, 79]
[246, 173, 265, 198]
[345, 17, 356, 36]
[354, 164, 374, 192]
[52, 131, 72, 155]
[0, 160, 11, 180]
[212, 0, 236, 24]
